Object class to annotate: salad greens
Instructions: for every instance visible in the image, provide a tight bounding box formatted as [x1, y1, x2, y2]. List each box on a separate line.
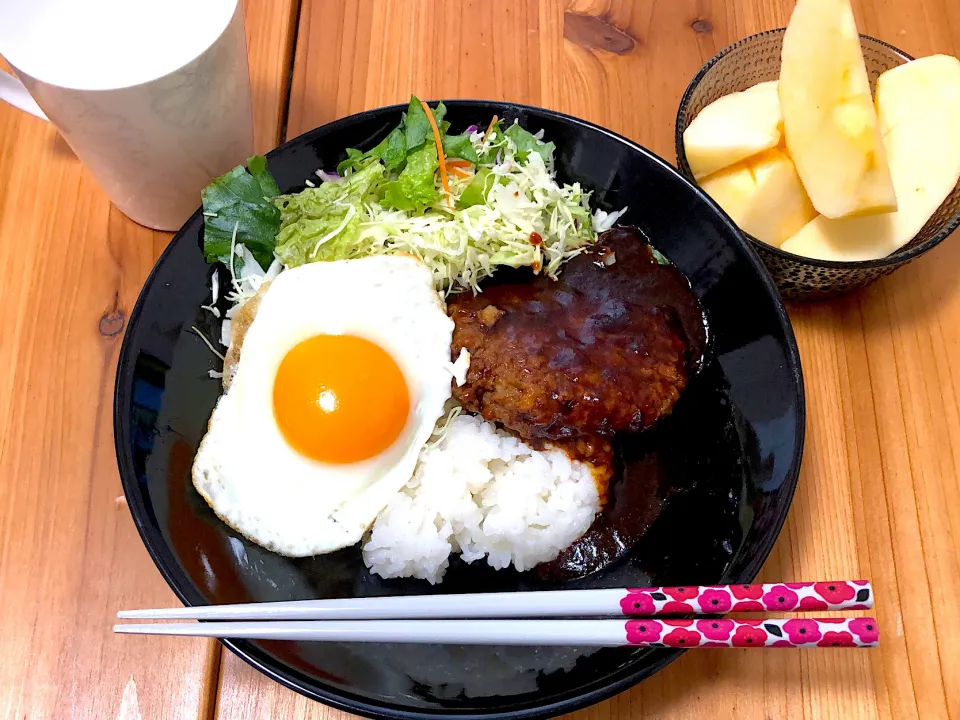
[381, 144, 440, 212]
[337, 97, 449, 176]
[404, 97, 444, 150]
[201, 156, 281, 268]
[442, 132, 479, 164]
[273, 161, 384, 267]
[456, 168, 497, 209]
[201, 95, 608, 293]
[504, 124, 555, 164]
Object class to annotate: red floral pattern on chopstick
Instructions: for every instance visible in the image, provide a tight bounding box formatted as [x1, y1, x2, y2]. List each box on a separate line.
[624, 617, 879, 648]
[619, 581, 871, 615]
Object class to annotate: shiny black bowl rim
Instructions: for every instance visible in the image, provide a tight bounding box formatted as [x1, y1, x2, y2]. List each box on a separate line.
[675, 29, 960, 271]
[115, 100, 805, 720]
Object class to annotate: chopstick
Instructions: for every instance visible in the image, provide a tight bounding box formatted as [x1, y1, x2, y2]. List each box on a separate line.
[117, 581, 872, 621]
[113, 617, 879, 647]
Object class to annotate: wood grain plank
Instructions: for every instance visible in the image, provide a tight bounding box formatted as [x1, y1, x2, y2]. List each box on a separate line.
[244, 0, 300, 151]
[286, 0, 543, 139]
[215, 0, 958, 718]
[0, 116, 211, 720]
[0, 1, 293, 717]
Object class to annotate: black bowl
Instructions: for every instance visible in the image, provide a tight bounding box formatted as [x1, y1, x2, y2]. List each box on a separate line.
[114, 101, 805, 718]
[675, 29, 960, 301]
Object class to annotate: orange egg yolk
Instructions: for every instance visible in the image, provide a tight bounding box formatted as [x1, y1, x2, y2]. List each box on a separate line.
[272, 334, 410, 464]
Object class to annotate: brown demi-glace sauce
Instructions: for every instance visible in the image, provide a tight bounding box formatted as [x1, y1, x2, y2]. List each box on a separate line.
[450, 227, 706, 450]
[450, 226, 707, 581]
[536, 452, 666, 582]
[543, 228, 707, 580]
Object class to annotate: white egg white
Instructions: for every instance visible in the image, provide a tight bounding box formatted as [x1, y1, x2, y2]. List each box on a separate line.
[192, 256, 456, 557]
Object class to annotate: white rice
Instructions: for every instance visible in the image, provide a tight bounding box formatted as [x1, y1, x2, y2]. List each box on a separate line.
[362, 413, 601, 584]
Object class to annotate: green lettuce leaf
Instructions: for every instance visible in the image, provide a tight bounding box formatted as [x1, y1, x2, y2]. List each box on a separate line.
[434, 103, 447, 127]
[650, 247, 670, 265]
[201, 155, 281, 268]
[272, 161, 385, 267]
[248, 155, 280, 198]
[442, 132, 478, 164]
[370, 127, 407, 171]
[381, 143, 439, 212]
[404, 97, 431, 151]
[505, 123, 555, 164]
[478, 119, 504, 164]
[337, 96, 454, 178]
[336, 147, 365, 175]
[456, 168, 500, 208]
[404, 97, 446, 152]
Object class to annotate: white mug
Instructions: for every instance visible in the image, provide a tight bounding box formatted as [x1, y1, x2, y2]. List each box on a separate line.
[0, 0, 254, 231]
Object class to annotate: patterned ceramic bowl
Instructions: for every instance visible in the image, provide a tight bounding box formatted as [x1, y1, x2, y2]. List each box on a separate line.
[675, 29, 960, 301]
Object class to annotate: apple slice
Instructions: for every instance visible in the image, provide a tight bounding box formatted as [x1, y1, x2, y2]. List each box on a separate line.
[700, 149, 817, 247]
[877, 54, 960, 136]
[781, 55, 960, 261]
[779, 0, 898, 219]
[683, 81, 782, 179]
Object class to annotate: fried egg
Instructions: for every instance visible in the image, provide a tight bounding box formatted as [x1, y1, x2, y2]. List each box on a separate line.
[192, 256, 456, 556]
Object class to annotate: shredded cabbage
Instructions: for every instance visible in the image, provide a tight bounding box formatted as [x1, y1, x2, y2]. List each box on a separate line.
[271, 120, 601, 293]
[200, 104, 633, 367]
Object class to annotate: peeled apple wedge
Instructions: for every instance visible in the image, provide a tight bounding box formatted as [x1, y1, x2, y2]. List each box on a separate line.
[700, 149, 817, 247]
[781, 55, 960, 261]
[779, 0, 898, 219]
[877, 54, 960, 136]
[684, 81, 782, 179]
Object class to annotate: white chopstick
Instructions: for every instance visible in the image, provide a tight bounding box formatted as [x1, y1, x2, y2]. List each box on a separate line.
[113, 618, 879, 648]
[118, 589, 632, 620]
[115, 619, 627, 645]
[116, 582, 873, 621]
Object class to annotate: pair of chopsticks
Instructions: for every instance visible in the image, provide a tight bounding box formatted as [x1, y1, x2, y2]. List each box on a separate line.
[114, 581, 878, 649]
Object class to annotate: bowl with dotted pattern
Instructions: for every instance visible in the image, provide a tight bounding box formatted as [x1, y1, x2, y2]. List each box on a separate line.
[675, 29, 960, 301]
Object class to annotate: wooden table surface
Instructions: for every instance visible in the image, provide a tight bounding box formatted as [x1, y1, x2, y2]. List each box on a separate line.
[2, 1, 959, 718]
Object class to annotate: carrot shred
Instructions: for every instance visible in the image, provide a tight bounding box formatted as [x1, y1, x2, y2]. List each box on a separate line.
[421, 100, 453, 209]
[445, 159, 472, 168]
[449, 166, 472, 179]
[482, 115, 499, 143]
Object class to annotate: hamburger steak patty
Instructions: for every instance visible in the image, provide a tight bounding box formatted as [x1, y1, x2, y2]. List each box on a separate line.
[449, 227, 706, 444]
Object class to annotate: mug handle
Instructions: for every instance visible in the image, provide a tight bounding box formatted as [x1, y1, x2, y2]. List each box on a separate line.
[0, 70, 48, 120]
